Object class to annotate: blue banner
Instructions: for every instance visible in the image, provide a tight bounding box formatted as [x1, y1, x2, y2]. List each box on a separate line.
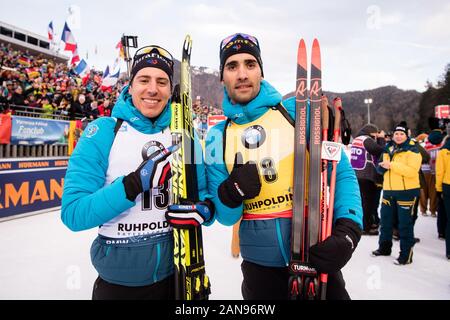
[10, 116, 70, 145]
[0, 157, 68, 219]
[0, 158, 68, 172]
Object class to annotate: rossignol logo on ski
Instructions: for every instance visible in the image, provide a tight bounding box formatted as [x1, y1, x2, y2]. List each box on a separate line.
[310, 79, 322, 99]
[321, 141, 342, 161]
[312, 107, 321, 145]
[296, 78, 307, 99]
[297, 107, 307, 144]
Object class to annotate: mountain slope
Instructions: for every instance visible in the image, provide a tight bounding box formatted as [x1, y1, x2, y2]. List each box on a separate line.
[174, 60, 422, 135]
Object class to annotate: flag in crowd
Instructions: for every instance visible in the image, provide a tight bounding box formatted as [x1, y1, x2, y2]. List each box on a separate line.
[116, 40, 125, 60]
[25, 67, 40, 79]
[48, 21, 54, 41]
[74, 59, 89, 78]
[111, 57, 121, 74]
[17, 56, 31, 67]
[71, 46, 80, 65]
[101, 68, 120, 92]
[61, 22, 77, 53]
[102, 66, 110, 79]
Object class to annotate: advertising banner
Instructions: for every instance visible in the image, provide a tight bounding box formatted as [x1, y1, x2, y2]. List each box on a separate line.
[10, 116, 69, 145]
[0, 157, 68, 220]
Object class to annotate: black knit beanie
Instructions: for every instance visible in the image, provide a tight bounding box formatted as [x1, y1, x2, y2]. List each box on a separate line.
[130, 47, 173, 87]
[219, 34, 263, 80]
[393, 121, 409, 136]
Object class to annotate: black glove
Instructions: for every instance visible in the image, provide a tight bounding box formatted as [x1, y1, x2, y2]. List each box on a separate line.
[309, 218, 362, 274]
[218, 152, 261, 208]
[123, 144, 178, 201]
[436, 191, 443, 200]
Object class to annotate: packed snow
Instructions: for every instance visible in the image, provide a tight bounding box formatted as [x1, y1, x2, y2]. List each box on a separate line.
[0, 209, 448, 300]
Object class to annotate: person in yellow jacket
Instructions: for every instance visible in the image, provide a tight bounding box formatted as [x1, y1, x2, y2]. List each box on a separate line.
[435, 132, 450, 260]
[372, 121, 422, 265]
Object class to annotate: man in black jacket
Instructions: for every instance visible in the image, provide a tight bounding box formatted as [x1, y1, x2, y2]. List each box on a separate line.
[10, 85, 26, 107]
[351, 124, 385, 235]
[69, 93, 85, 120]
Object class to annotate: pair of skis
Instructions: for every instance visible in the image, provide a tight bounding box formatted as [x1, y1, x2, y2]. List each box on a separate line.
[289, 39, 343, 300]
[170, 35, 210, 300]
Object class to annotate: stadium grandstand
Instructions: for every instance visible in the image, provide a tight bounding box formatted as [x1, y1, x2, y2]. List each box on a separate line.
[0, 21, 126, 159]
[0, 21, 68, 64]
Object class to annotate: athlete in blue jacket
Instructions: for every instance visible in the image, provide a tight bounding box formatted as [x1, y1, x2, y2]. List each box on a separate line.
[205, 33, 363, 300]
[62, 45, 213, 299]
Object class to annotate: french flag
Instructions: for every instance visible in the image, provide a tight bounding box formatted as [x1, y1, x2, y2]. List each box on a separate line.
[102, 65, 110, 79]
[61, 22, 77, 53]
[48, 21, 54, 41]
[71, 46, 80, 65]
[101, 68, 120, 92]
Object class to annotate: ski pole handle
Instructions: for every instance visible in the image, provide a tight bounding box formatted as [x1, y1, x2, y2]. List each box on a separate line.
[333, 98, 342, 143]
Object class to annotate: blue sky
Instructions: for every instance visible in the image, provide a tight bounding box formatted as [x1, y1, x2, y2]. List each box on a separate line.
[1, 0, 449, 95]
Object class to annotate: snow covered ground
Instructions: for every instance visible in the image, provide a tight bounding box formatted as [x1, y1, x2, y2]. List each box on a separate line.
[0, 209, 448, 300]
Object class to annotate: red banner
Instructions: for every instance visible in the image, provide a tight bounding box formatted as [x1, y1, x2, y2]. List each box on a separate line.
[0, 114, 12, 144]
[435, 105, 450, 119]
[207, 115, 227, 128]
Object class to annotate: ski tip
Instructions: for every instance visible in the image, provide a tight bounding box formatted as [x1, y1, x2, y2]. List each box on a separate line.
[311, 38, 321, 69]
[183, 35, 193, 58]
[184, 35, 192, 47]
[297, 39, 307, 69]
[299, 38, 306, 48]
[312, 38, 320, 47]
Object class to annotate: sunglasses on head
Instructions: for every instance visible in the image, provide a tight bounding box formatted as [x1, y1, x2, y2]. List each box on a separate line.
[134, 45, 174, 63]
[220, 33, 259, 51]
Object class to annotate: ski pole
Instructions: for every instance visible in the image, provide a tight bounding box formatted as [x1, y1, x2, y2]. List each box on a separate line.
[319, 97, 342, 300]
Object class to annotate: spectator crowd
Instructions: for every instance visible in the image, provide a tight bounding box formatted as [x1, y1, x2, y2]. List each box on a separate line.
[0, 42, 125, 120]
[350, 118, 450, 263]
[1, 42, 224, 122]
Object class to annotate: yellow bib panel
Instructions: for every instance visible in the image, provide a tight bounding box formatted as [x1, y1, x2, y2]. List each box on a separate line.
[225, 108, 294, 219]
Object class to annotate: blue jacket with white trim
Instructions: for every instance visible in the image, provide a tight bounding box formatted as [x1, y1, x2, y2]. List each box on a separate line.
[61, 86, 211, 286]
[205, 80, 362, 267]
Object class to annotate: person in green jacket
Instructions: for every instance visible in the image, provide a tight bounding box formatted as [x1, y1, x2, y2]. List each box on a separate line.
[41, 96, 55, 119]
